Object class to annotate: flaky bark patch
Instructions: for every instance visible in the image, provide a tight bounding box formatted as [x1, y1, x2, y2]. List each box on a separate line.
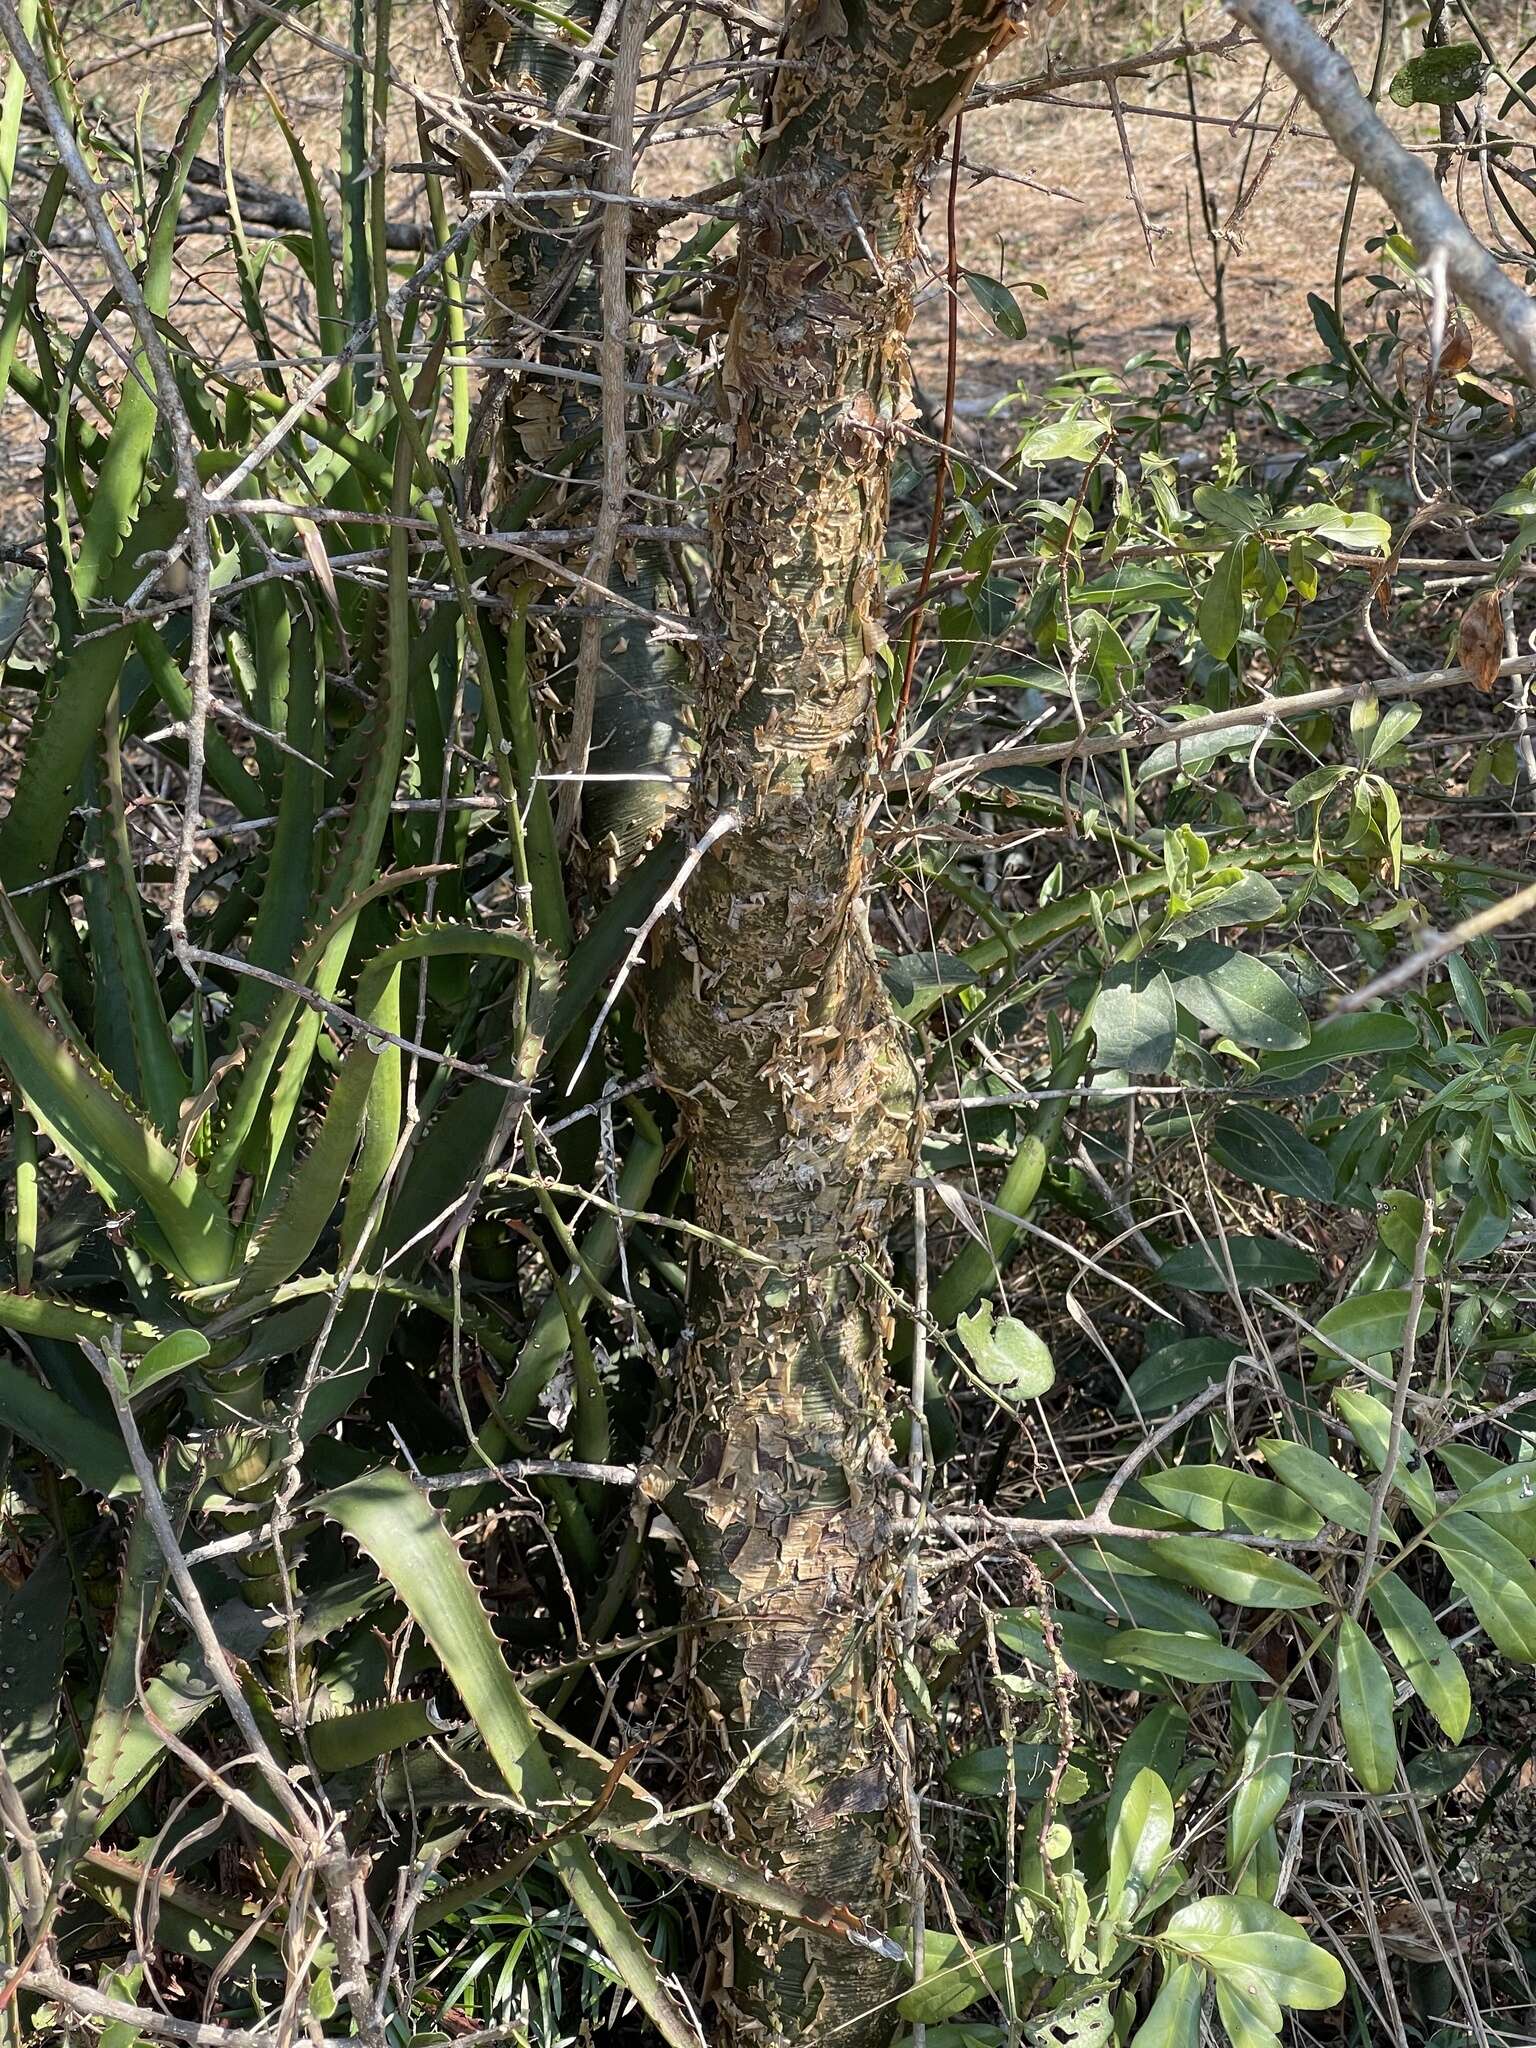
[646, 2, 1014, 2039]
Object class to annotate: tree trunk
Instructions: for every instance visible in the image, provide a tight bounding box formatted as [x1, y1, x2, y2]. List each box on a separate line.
[645, 4, 1012, 2039]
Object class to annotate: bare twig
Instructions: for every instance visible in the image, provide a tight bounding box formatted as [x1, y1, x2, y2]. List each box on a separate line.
[1228, 0, 1536, 378]
[564, 809, 740, 1094]
[1336, 873, 1536, 1010]
[914, 656, 1536, 794]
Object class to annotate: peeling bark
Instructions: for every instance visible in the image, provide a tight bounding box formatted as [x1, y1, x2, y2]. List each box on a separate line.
[645, 2, 1014, 2039]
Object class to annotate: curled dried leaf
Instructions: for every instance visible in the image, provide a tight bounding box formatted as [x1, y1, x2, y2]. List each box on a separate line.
[1458, 587, 1505, 693]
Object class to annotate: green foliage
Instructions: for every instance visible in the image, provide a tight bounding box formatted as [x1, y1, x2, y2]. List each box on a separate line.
[3, 7, 1536, 2046]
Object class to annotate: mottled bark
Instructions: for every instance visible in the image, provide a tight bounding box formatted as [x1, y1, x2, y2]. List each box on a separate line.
[644, 2, 1013, 2040]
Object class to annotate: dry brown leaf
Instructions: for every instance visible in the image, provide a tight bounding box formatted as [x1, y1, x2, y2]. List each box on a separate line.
[1439, 316, 1475, 375]
[1458, 587, 1505, 693]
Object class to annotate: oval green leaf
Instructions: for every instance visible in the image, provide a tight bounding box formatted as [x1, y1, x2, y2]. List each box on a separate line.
[1335, 1615, 1398, 1794]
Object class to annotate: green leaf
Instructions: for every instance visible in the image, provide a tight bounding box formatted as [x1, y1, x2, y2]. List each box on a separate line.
[1228, 1698, 1294, 1871]
[1119, 1336, 1244, 1414]
[0, 1550, 69, 1808]
[0, 971, 235, 1287]
[1210, 1107, 1334, 1203]
[1165, 872, 1284, 941]
[1138, 721, 1266, 784]
[1333, 1388, 1436, 1521]
[1107, 1705, 1188, 1837]
[1368, 1574, 1470, 1741]
[0, 1354, 135, 1496]
[1143, 1535, 1323, 1610]
[1312, 1288, 1431, 1366]
[1103, 1629, 1269, 1686]
[955, 1304, 1055, 1400]
[1449, 1459, 1536, 1532]
[1439, 1446, 1536, 1551]
[964, 270, 1030, 340]
[1375, 1190, 1439, 1272]
[945, 1742, 1089, 1802]
[885, 950, 980, 1018]
[1017, 418, 1106, 465]
[897, 1930, 1037, 2027]
[1026, 1992, 1115, 2047]
[1446, 952, 1489, 1040]
[995, 1608, 1128, 1689]
[1157, 1238, 1319, 1293]
[1215, 1976, 1283, 2048]
[897, 1931, 1002, 2024]
[1160, 942, 1309, 1051]
[1335, 1615, 1398, 1794]
[1197, 541, 1246, 662]
[1429, 1513, 1536, 1662]
[130, 1328, 212, 1400]
[317, 1468, 704, 2048]
[1106, 1767, 1174, 1925]
[1388, 42, 1485, 106]
[1162, 1895, 1344, 2009]
[1130, 1960, 1203, 2048]
[1364, 704, 1422, 766]
[1193, 484, 1266, 535]
[1275, 504, 1393, 551]
[1094, 966, 1177, 1073]
[1259, 1010, 1417, 1079]
[1256, 1438, 1377, 1538]
[1140, 1466, 1320, 1540]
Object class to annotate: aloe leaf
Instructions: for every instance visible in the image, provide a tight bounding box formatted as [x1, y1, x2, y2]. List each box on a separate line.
[52, 1499, 196, 1884]
[131, 624, 265, 822]
[82, 714, 185, 1136]
[261, 84, 346, 404]
[308, 1695, 439, 1773]
[227, 614, 324, 1030]
[0, 143, 59, 414]
[219, 443, 415, 1195]
[495, 1101, 663, 1427]
[546, 838, 684, 1055]
[0, 0, 36, 259]
[337, 963, 403, 1261]
[0, 494, 177, 917]
[0, 11, 292, 911]
[80, 1846, 289, 1979]
[339, 0, 371, 406]
[231, 545, 294, 802]
[0, 1293, 159, 1352]
[74, 13, 277, 602]
[207, 865, 446, 1195]
[220, 163, 288, 404]
[11, 1105, 36, 1292]
[0, 1354, 137, 1495]
[317, 1466, 704, 2047]
[229, 926, 553, 1304]
[0, 1546, 69, 1808]
[88, 1661, 216, 1830]
[0, 965, 234, 1285]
